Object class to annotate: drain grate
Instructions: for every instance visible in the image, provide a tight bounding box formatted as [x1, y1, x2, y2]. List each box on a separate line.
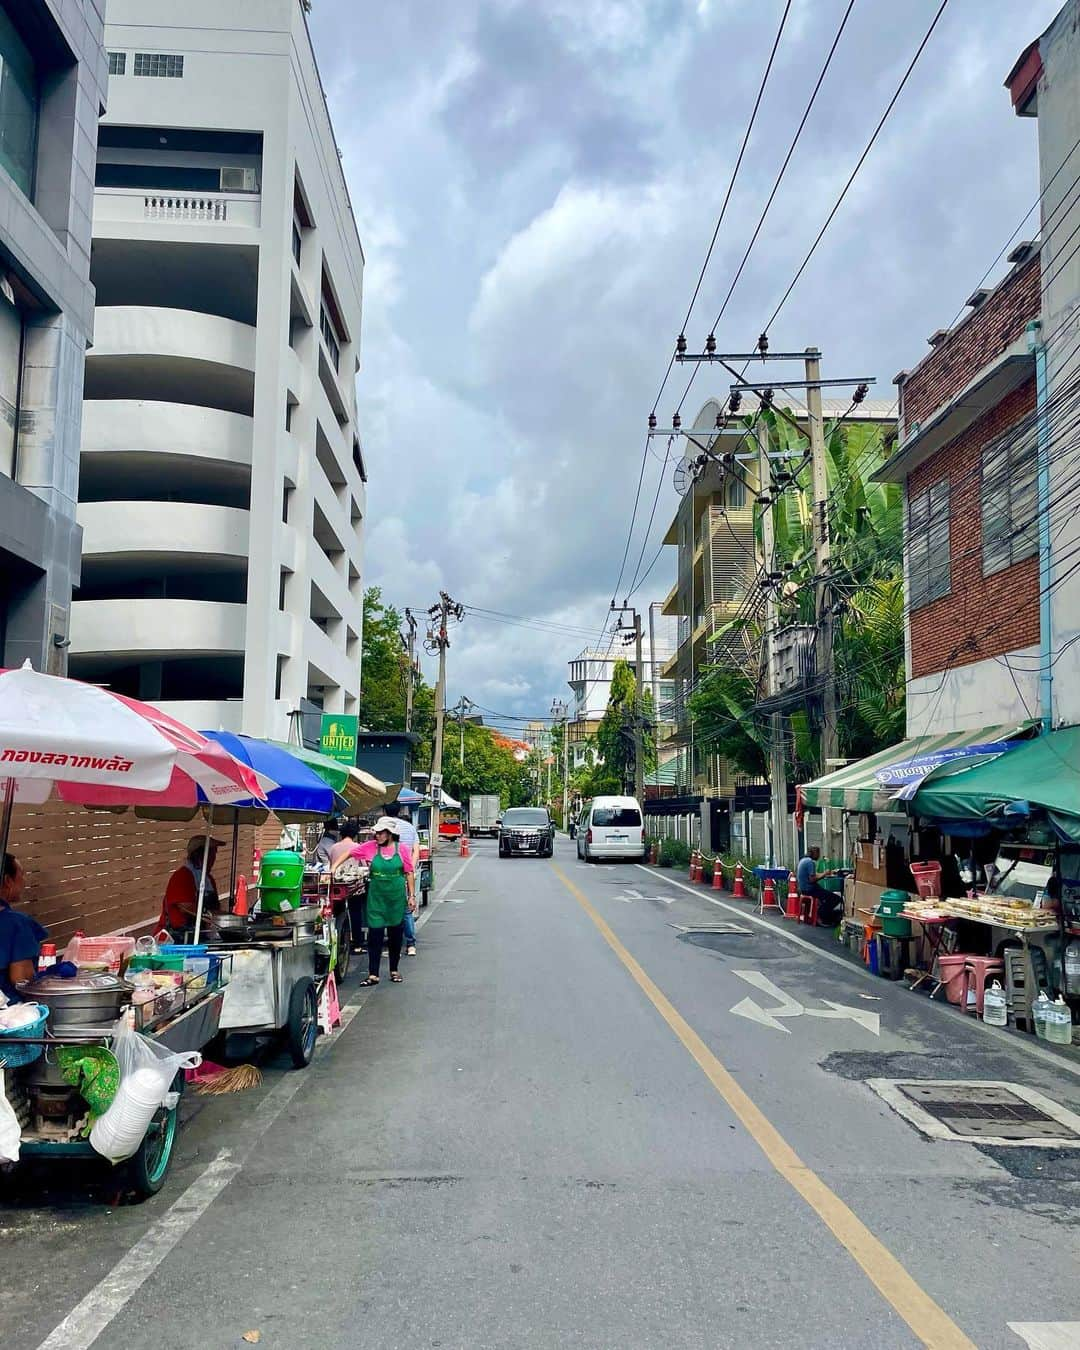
[668, 922, 749, 934]
[868, 1079, 1080, 1147]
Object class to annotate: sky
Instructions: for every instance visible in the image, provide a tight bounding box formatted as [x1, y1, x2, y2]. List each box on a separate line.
[309, 0, 1062, 733]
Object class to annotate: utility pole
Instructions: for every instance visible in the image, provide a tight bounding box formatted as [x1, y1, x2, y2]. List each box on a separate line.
[402, 608, 418, 733]
[805, 347, 841, 861]
[611, 603, 645, 802]
[425, 592, 464, 849]
[758, 416, 787, 870]
[552, 698, 569, 829]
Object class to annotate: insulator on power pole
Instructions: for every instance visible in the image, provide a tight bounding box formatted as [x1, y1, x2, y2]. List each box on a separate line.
[676, 333, 687, 355]
[648, 412, 657, 431]
[853, 382, 868, 403]
[722, 452, 736, 466]
[760, 388, 774, 408]
[715, 411, 724, 430]
[728, 390, 741, 413]
[672, 412, 681, 430]
[705, 333, 716, 354]
[757, 333, 769, 355]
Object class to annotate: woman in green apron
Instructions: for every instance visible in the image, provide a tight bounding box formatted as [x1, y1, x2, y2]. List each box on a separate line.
[356, 817, 416, 985]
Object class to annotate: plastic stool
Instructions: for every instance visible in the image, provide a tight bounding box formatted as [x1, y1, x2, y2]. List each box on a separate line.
[961, 956, 1004, 1017]
[798, 895, 819, 926]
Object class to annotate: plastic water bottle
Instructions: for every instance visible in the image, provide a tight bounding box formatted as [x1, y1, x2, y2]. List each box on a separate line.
[1045, 996, 1074, 1045]
[1033, 990, 1052, 1040]
[1066, 941, 1080, 995]
[983, 980, 1007, 1027]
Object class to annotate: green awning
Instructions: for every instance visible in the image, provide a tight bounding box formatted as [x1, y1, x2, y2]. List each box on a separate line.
[800, 724, 1024, 813]
[912, 726, 1080, 841]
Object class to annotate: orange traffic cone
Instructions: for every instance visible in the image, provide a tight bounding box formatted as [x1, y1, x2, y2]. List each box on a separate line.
[689, 850, 698, 881]
[759, 876, 783, 915]
[784, 872, 800, 920]
[712, 860, 724, 890]
[732, 861, 746, 899]
[233, 874, 249, 917]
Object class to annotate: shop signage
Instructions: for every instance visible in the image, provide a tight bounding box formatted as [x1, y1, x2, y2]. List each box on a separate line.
[875, 741, 1019, 799]
[319, 714, 358, 765]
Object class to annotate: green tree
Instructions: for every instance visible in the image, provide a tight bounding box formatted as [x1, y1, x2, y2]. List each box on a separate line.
[441, 722, 532, 807]
[358, 587, 436, 763]
[595, 659, 656, 795]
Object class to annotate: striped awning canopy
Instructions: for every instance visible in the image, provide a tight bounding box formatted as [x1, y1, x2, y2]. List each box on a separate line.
[800, 724, 1027, 813]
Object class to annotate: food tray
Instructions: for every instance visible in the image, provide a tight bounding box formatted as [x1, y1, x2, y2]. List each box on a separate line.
[132, 953, 232, 1033]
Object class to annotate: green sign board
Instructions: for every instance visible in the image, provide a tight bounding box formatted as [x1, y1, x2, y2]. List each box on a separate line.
[319, 713, 359, 766]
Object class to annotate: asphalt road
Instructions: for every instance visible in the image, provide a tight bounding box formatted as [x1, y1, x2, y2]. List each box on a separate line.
[5, 836, 1080, 1349]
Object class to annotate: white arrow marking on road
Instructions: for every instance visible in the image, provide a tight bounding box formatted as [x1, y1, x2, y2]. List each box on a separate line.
[1008, 1324, 1080, 1349]
[612, 888, 645, 902]
[729, 969, 880, 1036]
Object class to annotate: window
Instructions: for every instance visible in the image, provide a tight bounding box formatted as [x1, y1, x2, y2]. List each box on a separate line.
[108, 51, 126, 76]
[291, 219, 302, 266]
[0, 291, 21, 478]
[592, 807, 642, 828]
[726, 475, 746, 509]
[133, 53, 184, 79]
[0, 7, 39, 197]
[908, 479, 950, 610]
[982, 429, 1038, 576]
[319, 305, 340, 372]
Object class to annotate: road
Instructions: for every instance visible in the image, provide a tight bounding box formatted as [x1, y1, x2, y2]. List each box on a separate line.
[5, 835, 1080, 1349]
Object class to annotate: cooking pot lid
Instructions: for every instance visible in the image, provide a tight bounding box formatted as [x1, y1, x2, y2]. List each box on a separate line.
[17, 972, 132, 995]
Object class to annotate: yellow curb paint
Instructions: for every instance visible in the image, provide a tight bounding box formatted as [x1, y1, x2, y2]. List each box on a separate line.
[550, 862, 976, 1350]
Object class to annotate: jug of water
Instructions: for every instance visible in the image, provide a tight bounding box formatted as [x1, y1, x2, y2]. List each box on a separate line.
[1033, 990, 1052, 1040]
[982, 980, 1007, 1027]
[1045, 995, 1074, 1045]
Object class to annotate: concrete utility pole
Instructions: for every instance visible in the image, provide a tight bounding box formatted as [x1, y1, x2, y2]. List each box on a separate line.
[425, 592, 464, 848]
[402, 607, 418, 733]
[805, 347, 841, 860]
[552, 699, 569, 829]
[758, 416, 787, 870]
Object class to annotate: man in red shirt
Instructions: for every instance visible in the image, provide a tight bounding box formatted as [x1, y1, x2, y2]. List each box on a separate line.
[160, 835, 224, 939]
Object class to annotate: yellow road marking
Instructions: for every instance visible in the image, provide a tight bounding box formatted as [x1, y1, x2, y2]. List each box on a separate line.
[550, 863, 976, 1350]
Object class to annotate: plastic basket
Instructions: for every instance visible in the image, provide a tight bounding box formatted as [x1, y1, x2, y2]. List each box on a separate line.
[910, 862, 942, 899]
[0, 1003, 48, 1068]
[62, 934, 136, 973]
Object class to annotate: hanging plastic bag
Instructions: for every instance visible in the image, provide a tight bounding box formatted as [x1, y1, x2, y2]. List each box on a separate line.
[89, 1018, 200, 1164]
[0, 1072, 20, 1163]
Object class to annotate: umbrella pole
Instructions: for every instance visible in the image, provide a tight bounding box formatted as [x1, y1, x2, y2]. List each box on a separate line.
[229, 813, 239, 912]
[193, 821, 212, 944]
[0, 776, 14, 861]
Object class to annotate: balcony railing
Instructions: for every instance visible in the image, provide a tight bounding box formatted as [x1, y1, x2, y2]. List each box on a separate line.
[94, 187, 262, 229]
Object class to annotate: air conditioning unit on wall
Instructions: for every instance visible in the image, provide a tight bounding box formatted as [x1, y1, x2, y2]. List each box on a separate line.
[220, 167, 257, 192]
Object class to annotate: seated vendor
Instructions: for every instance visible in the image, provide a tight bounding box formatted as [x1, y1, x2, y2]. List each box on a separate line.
[160, 835, 223, 940]
[0, 852, 47, 1002]
[796, 846, 843, 925]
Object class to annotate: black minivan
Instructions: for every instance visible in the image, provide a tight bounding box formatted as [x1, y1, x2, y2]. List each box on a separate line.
[498, 807, 555, 858]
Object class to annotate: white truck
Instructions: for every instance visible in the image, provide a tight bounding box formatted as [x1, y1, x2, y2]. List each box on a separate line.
[468, 793, 501, 838]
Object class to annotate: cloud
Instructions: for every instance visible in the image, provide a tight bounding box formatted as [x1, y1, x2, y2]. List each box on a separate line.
[310, 0, 1062, 718]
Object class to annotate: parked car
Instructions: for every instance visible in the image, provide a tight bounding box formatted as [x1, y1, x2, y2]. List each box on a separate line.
[468, 793, 501, 838]
[498, 807, 555, 858]
[576, 795, 646, 862]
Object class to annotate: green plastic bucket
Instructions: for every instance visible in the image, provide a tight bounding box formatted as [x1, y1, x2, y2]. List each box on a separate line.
[877, 889, 912, 937]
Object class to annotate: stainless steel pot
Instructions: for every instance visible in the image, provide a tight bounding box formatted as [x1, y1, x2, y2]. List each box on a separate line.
[16, 973, 132, 1030]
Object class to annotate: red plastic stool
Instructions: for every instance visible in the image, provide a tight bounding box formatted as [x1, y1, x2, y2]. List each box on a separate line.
[961, 956, 1004, 1017]
[798, 894, 819, 926]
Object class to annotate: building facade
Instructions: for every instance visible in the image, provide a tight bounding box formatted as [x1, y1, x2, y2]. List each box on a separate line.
[882, 247, 1044, 736]
[0, 1, 106, 674]
[69, 0, 366, 738]
[566, 635, 674, 769]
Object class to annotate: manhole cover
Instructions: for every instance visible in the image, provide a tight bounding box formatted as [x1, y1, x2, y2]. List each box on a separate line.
[668, 922, 749, 934]
[867, 1080, 1080, 1147]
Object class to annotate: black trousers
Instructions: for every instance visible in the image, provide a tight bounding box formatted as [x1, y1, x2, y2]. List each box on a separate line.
[367, 923, 404, 976]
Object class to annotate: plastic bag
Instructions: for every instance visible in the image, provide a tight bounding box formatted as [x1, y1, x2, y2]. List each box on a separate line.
[0, 1072, 20, 1163]
[88, 1019, 201, 1164]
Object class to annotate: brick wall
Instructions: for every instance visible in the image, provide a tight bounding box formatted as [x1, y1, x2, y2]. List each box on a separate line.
[900, 254, 1041, 435]
[908, 379, 1040, 680]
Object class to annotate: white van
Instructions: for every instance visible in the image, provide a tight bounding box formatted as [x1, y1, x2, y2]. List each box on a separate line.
[576, 795, 646, 862]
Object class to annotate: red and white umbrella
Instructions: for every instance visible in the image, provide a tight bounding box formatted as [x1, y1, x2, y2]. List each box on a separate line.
[0, 662, 266, 824]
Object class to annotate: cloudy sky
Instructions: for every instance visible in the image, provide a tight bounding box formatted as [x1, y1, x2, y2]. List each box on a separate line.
[309, 0, 1060, 730]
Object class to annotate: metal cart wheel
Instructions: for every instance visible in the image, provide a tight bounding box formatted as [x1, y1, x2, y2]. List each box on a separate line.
[124, 1072, 182, 1200]
[334, 911, 352, 983]
[286, 977, 318, 1068]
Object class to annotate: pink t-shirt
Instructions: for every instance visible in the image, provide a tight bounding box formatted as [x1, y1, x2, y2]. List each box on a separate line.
[355, 840, 414, 874]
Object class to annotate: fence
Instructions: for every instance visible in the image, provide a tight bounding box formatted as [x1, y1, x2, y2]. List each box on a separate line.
[6, 802, 267, 946]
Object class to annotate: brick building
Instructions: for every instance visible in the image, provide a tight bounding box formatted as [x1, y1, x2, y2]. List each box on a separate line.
[877, 246, 1044, 736]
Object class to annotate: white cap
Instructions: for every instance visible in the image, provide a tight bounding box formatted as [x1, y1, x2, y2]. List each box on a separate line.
[372, 816, 401, 837]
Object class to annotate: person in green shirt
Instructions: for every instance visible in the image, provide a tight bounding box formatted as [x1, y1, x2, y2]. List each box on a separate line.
[356, 818, 416, 985]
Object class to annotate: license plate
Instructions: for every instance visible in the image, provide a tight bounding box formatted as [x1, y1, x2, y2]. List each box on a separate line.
[609, 834, 627, 842]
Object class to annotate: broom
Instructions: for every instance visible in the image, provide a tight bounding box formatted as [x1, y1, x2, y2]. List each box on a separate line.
[193, 1061, 263, 1094]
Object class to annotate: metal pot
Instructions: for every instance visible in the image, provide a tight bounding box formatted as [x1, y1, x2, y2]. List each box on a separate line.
[16, 973, 132, 1031]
